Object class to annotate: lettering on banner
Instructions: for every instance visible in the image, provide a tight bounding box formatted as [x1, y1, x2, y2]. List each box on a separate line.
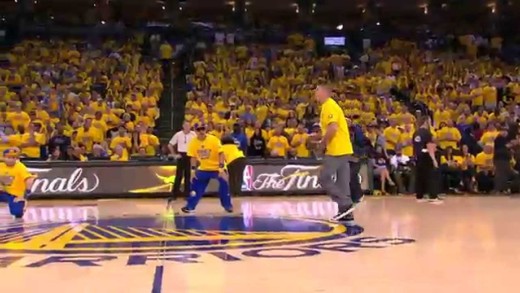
[29, 168, 100, 194]
[243, 164, 365, 192]
[252, 165, 321, 191]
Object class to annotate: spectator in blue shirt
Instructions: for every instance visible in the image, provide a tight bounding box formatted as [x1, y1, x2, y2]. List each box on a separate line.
[231, 123, 248, 153]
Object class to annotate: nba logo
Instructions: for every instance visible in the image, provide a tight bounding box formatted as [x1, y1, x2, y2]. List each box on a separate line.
[242, 165, 254, 191]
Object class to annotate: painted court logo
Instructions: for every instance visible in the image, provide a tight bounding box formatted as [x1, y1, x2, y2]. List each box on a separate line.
[0, 214, 415, 268]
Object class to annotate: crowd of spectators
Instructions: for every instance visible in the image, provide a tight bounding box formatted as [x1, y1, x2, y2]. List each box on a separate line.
[0, 39, 163, 162]
[181, 34, 520, 195]
[2, 33, 520, 195]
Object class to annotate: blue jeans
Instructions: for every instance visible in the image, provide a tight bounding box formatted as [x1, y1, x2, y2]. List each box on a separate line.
[186, 170, 232, 210]
[0, 192, 27, 218]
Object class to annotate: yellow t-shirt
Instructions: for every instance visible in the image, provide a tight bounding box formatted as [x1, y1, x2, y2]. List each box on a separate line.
[187, 134, 222, 171]
[267, 135, 290, 157]
[460, 154, 475, 171]
[76, 127, 102, 152]
[110, 153, 129, 161]
[0, 161, 33, 197]
[440, 155, 463, 166]
[110, 136, 132, 151]
[20, 133, 45, 158]
[159, 43, 173, 59]
[6, 111, 30, 129]
[221, 144, 245, 165]
[139, 133, 160, 156]
[399, 131, 414, 157]
[436, 127, 461, 149]
[475, 152, 494, 172]
[320, 98, 353, 156]
[291, 133, 310, 158]
[480, 131, 498, 146]
[383, 127, 401, 151]
[0, 135, 21, 156]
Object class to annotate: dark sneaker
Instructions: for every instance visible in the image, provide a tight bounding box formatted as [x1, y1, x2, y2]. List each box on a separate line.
[181, 207, 195, 214]
[337, 213, 355, 226]
[330, 205, 355, 222]
[224, 207, 233, 213]
[416, 196, 428, 203]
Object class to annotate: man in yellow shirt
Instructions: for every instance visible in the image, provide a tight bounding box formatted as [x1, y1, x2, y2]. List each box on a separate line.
[267, 126, 290, 157]
[315, 85, 355, 224]
[436, 120, 462, 150]
[383, 119, 401, 155]
[475, 144, 494, 193]
[291, 123, 310, 158]
[183, 124, 233, 213]
[0, 148, 35, 219]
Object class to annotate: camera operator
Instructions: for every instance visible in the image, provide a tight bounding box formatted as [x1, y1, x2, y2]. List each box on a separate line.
[389, 146, 414, 194]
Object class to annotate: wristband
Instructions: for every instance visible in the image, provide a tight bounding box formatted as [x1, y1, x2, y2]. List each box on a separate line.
[219, 163, 225, 169]
[191, 166, 196, 171]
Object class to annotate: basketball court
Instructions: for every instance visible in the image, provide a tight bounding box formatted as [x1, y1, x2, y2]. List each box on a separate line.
[0, 196, 518, 293]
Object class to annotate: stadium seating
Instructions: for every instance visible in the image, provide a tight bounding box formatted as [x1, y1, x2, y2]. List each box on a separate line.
[0, 39, 163, 161]
[182, 35, 519, 195]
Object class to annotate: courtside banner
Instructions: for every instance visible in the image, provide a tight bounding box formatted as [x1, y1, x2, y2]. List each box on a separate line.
[25, 161, 371, 199]
[238, 162, 370, 194]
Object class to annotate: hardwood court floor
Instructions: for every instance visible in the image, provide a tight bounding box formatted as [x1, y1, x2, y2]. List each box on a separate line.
[0, 196, 519, 293]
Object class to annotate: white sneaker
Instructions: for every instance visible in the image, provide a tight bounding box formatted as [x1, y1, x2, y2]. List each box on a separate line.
[416, 198, 428, 203]
[428, 198, 444, 205]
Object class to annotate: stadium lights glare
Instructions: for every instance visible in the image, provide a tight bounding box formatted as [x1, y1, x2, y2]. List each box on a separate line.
[488, 3, 497, 13]
[336, 24, 343, 30]
[376, 22, 380, 26]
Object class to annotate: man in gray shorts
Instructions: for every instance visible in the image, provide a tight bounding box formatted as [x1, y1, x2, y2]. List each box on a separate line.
[315, 86, 356, 223]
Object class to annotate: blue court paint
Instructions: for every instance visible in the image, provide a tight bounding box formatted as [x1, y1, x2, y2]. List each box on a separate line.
[151, 265, 164, 293]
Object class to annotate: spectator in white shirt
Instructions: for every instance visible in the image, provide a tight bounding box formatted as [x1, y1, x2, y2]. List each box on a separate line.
[168, 121, 196, 200]
[389, 147, 414, 194]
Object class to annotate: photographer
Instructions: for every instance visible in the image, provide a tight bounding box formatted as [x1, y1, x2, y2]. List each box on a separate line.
[389, 146, 414, 194]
